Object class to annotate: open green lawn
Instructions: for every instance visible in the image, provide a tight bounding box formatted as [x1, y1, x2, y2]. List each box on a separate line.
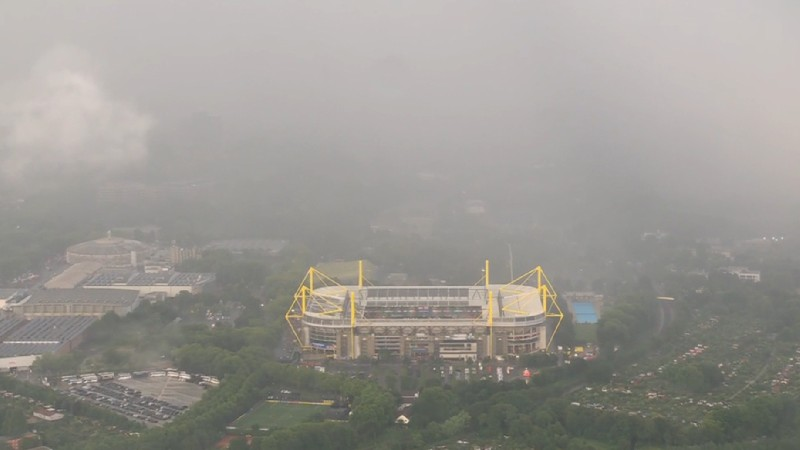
[232, 402, 330, 430]
[574, 323, 598, 343]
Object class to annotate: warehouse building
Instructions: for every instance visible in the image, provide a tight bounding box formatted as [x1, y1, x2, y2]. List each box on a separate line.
[9, 289, 140, 318]
[0, 316, 96, 371]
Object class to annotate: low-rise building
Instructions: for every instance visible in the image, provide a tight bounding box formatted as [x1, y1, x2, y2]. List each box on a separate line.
[10, 289, 140, 317]
[0, 316, 96, 371]
[722, 267, 761, 283]
[83, 270, 214, 297]
[33, 408, 64, 421]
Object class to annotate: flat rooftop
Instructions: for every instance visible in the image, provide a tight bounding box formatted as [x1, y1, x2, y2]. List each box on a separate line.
[45, 261, 103, 289]
[0, 342, 62, 358]
[22, 288, 140, 306]
[83, 271, 214, 287]
[5, 316, 96, 343]
[0, 316, 25, 339]
[0, 289, 25, 301]
[0, 315, 97, 357]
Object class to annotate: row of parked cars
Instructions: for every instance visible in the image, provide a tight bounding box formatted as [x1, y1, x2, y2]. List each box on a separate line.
[68, 381, 187, 424]
[59, 370, 219, 386]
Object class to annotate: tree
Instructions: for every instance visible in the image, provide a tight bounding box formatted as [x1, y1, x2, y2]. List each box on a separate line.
[31, 352, 81, 378]
[1, 407, 27, 436]
[412, 387, 458, 425]
[350, 385, 395, 438]
[228, 437, 249, 450]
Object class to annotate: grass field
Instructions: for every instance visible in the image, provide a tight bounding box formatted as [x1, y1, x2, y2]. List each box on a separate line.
[231, 402, 330, 430]
[574, 323, 598, 343]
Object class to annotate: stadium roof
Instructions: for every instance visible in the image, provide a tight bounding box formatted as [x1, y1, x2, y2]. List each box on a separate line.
[307, 284, 545, 321]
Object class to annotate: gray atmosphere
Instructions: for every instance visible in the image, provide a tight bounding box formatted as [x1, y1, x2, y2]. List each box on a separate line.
[3, 3, 800, 449]
[0, 1, 798, 223]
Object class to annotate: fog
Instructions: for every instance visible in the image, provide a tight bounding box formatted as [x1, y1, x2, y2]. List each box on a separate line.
[0, 45, 153, 184]
[0, 1, 798, 228]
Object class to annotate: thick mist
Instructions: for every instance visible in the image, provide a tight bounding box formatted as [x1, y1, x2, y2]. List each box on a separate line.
[0, 1, 797, 225]
[0, 45, 153, 186]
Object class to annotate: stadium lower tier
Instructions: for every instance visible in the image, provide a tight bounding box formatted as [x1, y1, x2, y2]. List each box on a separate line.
[297, 322, 548, 360]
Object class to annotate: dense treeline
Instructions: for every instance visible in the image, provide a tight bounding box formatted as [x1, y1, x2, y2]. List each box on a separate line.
[596, 291, 658, 354]
[45, 248, 800, 449]
[64, 358, 395, 450]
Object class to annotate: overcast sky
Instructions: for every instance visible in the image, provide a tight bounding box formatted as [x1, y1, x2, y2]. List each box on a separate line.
[0, 1, 797, 207]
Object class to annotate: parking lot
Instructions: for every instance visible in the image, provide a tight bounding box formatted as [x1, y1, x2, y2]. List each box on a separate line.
[116, 377, 204, 408]
[68, 377, 205, 427]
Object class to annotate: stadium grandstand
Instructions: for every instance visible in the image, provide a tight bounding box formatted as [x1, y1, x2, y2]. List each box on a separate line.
[286, 261, 563, 360]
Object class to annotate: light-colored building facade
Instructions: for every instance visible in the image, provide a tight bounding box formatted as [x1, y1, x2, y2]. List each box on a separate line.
[10, 289, 140, 317]
[291, 285, 549, 360]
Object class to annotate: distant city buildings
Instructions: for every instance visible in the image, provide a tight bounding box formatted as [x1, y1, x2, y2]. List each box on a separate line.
[202, 239, 287, 256]
[721, 267, 761, 283]
[169, 243, 199, 265]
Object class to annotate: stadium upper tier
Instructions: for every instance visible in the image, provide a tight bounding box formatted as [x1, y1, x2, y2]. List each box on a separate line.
[301, 285, 546, 327]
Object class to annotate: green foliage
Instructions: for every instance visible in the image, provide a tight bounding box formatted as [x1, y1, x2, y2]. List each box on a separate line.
[596, 293, 657, 352]
[412, 386, 458, 426]
[1, 407, 27, 436]
[703, 395, 797, 443]
[255, 422, 356, 450]
[31, 352, 82, 378]
[350, 384, 396, 438]
[663, 362, 724, 393]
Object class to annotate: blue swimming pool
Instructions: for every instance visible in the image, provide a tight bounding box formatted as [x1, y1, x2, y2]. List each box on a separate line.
[572, 302, 598, 324]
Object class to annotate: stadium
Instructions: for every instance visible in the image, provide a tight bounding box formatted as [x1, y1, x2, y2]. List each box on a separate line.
[286, 261, 563, 360]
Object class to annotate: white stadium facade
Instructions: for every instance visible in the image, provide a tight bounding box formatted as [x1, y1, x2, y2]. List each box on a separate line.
[286, 261, 563, 361]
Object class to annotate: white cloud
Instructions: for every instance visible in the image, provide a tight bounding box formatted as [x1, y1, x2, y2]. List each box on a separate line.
[0, 45, 153, 184]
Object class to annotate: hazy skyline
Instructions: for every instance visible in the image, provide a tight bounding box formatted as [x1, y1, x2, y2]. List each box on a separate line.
[0, 1, 797, 208]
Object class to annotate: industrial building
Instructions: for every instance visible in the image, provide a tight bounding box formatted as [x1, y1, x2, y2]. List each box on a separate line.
[83, 270, 215, 297]
[44, 262, 104, 289]
[9, 289, 140, 318]
[0, 316, 96, 371]
[286, 261, 563, 360]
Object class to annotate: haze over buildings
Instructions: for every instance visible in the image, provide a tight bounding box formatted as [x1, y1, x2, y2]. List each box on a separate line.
[0, 1, 797, 233]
